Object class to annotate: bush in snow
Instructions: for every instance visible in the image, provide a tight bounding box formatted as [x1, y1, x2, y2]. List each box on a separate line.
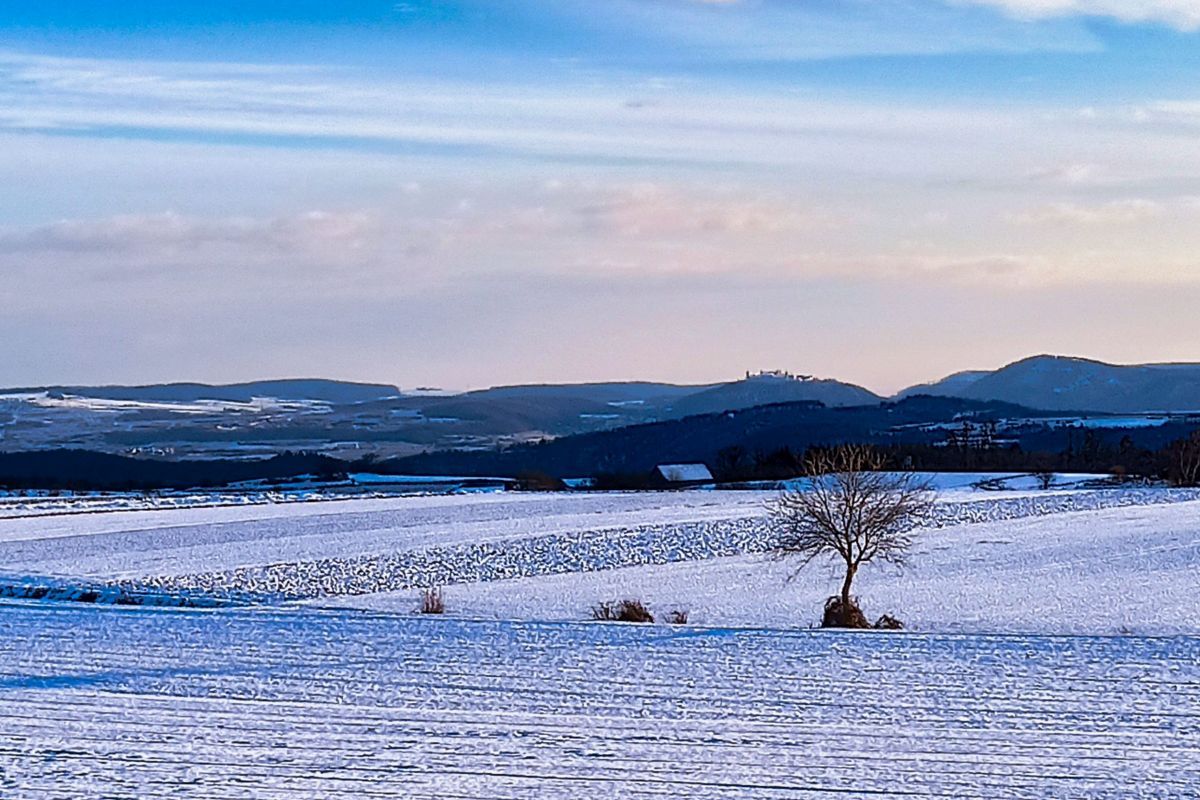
[591, 599, 655, 623]
[821, 596, 870, 629]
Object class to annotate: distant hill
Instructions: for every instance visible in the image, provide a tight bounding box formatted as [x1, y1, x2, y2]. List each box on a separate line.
[661, 374, 880, 418]
[899, 356, 1200, 413]
[461, 381, 713, 405]
[7, 379, 402, 405]
[389, 396, 1046, 478]
[405, 381, 715, 434]
[403, 375, 879, 437]
[387, 393, 633, 437]
[4, 389, 1199, 488]
[894, 370, 989, 400]
[9, 356, 1199, 461]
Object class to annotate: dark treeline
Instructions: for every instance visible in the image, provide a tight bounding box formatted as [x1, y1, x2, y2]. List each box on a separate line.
[392, 394, 1200, 488]
[1, 408, 1197, 491]
[709, 429, 1200, 488]
[389, 396, 1054, 478]
[0, 450, 348, 492]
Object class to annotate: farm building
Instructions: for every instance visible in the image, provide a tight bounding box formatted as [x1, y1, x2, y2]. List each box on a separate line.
[650, 463, 714, 487]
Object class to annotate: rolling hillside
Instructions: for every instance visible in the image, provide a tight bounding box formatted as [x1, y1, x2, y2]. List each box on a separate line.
[9, 379, 402, 405]
[661, 373, 880, 418]
[389, 396, 1049, 478]
[901, 355, 1200, 412]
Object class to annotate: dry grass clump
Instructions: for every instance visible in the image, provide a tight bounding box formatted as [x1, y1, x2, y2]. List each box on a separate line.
[665, 609, 689, 625]
[591, 599, 655, 623]
[419, 587, 445, 615]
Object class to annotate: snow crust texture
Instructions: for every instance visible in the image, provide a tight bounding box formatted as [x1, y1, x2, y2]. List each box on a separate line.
[2, 603, 1196, 799]
[0, 487, 461, 519]
[124, 488, 1200, 600]
[409, 499, 1200, 635]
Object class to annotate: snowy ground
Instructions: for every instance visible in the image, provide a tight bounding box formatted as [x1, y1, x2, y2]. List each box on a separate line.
[331, 500, 1200, 636]
[2, 482, 1198, 634]
[0, 471, 1108, 521]
[0, 481, 500, 520]
[2, 602, 1197, 799]
[0, 490, 773, 579]
[3, 479, 1199, 797]
[0, 487, 408, 519]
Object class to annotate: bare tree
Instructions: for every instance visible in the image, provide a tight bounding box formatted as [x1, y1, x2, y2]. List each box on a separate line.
[769, 446, 934, 626]
[1169, 430, 1200, 487]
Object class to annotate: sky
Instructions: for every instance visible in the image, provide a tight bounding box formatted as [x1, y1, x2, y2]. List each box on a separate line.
[2, 1, 1200, 394]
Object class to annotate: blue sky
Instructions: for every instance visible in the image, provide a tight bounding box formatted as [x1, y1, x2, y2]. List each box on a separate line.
[2, 1, 1200, 391]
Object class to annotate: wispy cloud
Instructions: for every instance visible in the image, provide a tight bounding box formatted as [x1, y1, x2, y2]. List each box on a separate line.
[584, 0, 1100, 59]
[569, 184, 827, 237]
[1026, 162, 1105, 185]
[1008, 198, 1166, 224]
[954, 0, 1200, 30]
[2, 0, 1199, 390]
[5, 47, 1165, 182]
[0, 210, 379, 258]
[0, 49, 1023, 169]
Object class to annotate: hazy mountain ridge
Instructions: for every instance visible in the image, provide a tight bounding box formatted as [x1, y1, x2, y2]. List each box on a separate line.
[386, 395, 1145, 479]
[460, 381, 715, 404]
[7, 379, 402, 405]
[5, 356, 1200, 461]
[901, 355, 1200, 413]
[894, 370, 989, 399]
[662, 374, 880, 418]
[0, 373, 877, 458]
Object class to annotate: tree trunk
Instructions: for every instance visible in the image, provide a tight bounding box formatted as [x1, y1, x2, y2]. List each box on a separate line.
[841, 563, 857, 607]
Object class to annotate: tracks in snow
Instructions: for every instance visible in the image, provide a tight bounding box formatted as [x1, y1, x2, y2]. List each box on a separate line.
[1, 603, 1197, 799]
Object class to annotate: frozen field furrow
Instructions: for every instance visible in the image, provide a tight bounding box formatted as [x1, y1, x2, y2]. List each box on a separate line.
[126, 488, 1200, 602]
[1, 603, 1197, 799]
[4, 486, 1190, 584]
[0, 490, 414, 521]
[2, 488, 1197, 634]
[0, 491, 773, 578]
[332, 498, 1200, 635]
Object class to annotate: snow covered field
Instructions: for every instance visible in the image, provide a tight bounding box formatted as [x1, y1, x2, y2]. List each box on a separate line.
[0, 471, 1110, 521]
[1, 483, 1197, 629]
[0, 490, 772, 580]
[2, 602, 1197, 799]
[2, 480, 1199, 797]
[0, 480, 502, 520]
[347, 500, 1200, 636]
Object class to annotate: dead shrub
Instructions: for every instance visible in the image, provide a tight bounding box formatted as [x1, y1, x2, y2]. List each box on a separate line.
[821, 595, 870, 629]
[591, 599, 655, 623]
[666, 609, 689, 625]
[590, 600, 618, 621]
[419, 587, 445, 615]
[873, 614, 904, 630]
